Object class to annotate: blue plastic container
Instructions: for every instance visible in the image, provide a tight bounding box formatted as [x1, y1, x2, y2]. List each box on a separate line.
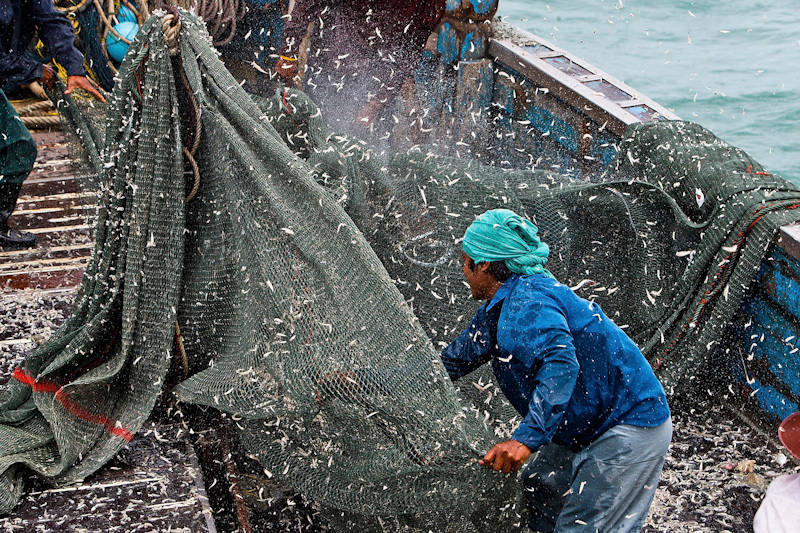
[106, 21, 139, 63]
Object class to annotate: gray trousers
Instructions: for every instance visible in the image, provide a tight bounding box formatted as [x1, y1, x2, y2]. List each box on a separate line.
[522, 419, 672, 533]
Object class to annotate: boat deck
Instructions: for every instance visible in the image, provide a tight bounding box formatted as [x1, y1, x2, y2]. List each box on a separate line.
[0, 130, 93, 295]
[0, 423, 216, 533]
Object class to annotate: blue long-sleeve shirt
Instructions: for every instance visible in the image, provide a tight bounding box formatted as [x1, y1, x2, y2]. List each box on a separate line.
[441, 274, 670, 451]
[1, 0, 86, 87]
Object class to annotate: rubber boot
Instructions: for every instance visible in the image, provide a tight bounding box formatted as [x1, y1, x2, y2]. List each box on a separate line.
[0, 182, 36, 249]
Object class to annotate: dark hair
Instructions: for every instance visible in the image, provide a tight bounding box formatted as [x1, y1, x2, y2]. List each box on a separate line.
[466, 256, 514, 283]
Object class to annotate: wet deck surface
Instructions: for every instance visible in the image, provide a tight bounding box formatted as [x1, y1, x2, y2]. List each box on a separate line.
[0, 424, 216, 533]
[0, 129, 92, 294]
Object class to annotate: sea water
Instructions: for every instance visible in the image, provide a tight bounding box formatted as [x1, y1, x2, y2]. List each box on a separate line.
[498, 0, 800, 183]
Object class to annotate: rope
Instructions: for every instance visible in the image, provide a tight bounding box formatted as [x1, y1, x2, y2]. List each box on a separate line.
[10, 89, 57, 130]
[181, 67, 202, 202]
[161, 12, 181, 55]
[183, 148, 201, 201]
[161, 9, 202, 201]
[91, 0, 133, 45]
[17, 99, 55, 116]
[281, 88, 294, 115]
[121, 0, 140, 20]
[134, 0, 149, 21]
[54, 0, 91, 14]
[295, 19, 317, 91]
[127, 46, 150, 102]
[21, 115, 62, 128]
[191, 0, 245, 46]
[174, 321, 189, 381]
[747, 165, 771, 177]
[27, 81, 48, 100]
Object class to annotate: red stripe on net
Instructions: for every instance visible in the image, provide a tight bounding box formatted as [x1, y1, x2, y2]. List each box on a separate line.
[12, 368, 134, 442]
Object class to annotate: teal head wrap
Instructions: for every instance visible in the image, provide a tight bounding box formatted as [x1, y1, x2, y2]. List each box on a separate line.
[461, 209, 554, 278]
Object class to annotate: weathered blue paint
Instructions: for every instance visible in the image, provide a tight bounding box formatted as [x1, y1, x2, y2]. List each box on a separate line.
[523, 105, 579, 153]
[437, 22, 459, 65]
[445, 0, 461, 12]
[587, 131, 618, 168]
[486, 64, 619, 175]
[470, 0, 497, 16]
[743, 299, 800, 387]
[489, 61, 619, 172]
[714, 266, 800, 423]
[723, 352, 797, 422]
[756, 248, 800, 321]
[492, 75, 516, 115]
[749, 378, 796, 421]
[460, 32, 487, 61]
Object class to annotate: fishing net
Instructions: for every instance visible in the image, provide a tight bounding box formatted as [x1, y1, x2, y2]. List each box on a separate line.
[2, 9, 800, 529]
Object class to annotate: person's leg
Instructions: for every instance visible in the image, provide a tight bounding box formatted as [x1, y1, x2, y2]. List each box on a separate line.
[0, 89, 37, 249]
[521, 442, 575, 532]
[555, 419, 672, 532]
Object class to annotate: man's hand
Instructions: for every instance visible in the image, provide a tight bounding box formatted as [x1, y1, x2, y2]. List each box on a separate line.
[65, 75, 106, 103]
[38, 64, 57, 89]
[479, 440, 531, 474]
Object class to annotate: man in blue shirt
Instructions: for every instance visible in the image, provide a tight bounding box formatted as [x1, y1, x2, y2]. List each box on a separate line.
[1, 0, 105, 248]
[442, 208, 672, 532]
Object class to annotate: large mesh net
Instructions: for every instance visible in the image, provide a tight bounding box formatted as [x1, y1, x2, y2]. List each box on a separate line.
[2, 10, 800, 529]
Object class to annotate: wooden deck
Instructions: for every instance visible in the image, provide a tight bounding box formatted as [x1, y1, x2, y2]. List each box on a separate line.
[0, 423, 217, 532]
[0, 130, 92, 295]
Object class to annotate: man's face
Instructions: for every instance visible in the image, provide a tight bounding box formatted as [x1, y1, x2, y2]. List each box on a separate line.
[462, 251, 493, 300]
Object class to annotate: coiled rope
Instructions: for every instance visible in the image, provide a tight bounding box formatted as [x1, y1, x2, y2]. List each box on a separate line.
[13, 84, 58, 130]
[191, 0, 245, 47]
[20, 116, 61, 128]
[161, 10, 181, 56]
[18, 101, 59, 128]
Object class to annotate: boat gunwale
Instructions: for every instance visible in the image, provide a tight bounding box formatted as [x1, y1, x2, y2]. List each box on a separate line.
[487, 26, 680, 137]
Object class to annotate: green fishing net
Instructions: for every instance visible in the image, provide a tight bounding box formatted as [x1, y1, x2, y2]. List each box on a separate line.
[2, 11, 799, 530]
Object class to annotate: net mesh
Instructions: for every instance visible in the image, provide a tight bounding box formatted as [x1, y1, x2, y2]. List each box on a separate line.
[2, 10, 800, 529]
